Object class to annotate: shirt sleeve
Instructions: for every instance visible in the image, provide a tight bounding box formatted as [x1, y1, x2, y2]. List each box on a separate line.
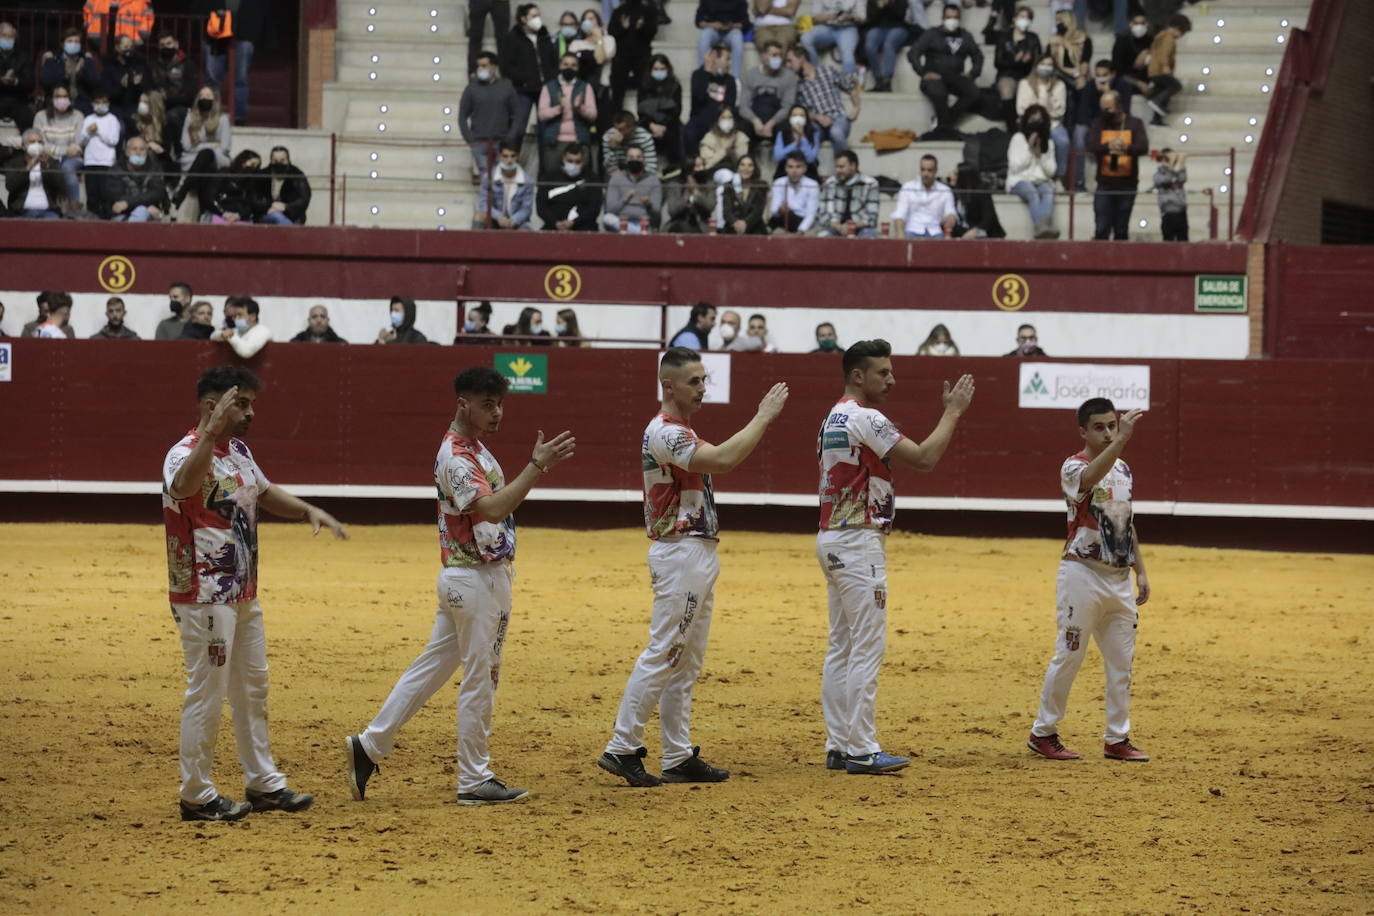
[162, 439, 196, 499]
[440, 450, 493, 514]
[854, 408, 904, 458]
[1061, 456, 1089, 503]
[648, 423, 700, 470]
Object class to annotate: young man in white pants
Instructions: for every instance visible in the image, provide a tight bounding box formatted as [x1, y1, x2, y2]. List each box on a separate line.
[163, 366, 349, 821]
[598, 347, 789, 787]
[345, 368, 575, 804]
[817, 340, 975, 774]
[1028, 398, 1151, 762]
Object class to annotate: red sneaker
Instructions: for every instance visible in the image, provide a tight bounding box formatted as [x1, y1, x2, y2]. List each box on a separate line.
[1104, 739, 1150, 761]
[1027, 733, 1081, 760]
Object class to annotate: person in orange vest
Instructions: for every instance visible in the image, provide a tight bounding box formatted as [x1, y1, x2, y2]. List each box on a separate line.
[84, 0, 155, 48]
[193, 0, 267, 125]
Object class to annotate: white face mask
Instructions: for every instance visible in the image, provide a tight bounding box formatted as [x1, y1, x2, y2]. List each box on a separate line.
[1014, 17, 1031, 31]
[530, 321, 543, 334]
[26, 141, 44, 158]
[93, 103, 110, 115]
[527, 15, 543, 31]
[720, 324, 737, 341]
[476, 68, 492, 81]
[137, 101, 150, 115]
[563, 160, 583, 177]
[789, 115, 806, 130]
[943, 17, 959, 31]
[767, 55, 781, 69]
[581, 18, 596, 32]
[1130, 22, 1148, 37]
[717, 119, 734, 133]
[1036, 65, 1054, 77]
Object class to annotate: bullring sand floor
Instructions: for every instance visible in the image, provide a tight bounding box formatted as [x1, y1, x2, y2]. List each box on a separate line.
[1, 523, 1371, 914]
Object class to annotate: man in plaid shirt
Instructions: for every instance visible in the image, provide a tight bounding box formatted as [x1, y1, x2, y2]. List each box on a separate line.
[787, 44, 860, 153]
[818, 150, 880, 237]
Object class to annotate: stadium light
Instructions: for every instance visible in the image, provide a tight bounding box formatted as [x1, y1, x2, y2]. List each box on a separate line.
[1219, 184, 1229, 193]
[436, 154, 445, 163]
[1224, 167, 1232, 176]
[430, 24, 438, 32]
[1280, 18, 1289, 27]
[1265, 67, 1274, 76]
[369, 170, 378, 179]
[367, 23, 375, 32]
[1212, 34, 1221, 44]
[1183, 116, 1193, 126]
[1179, 134, 1189, 143]
[370, 205, 380, 214]
[431, 8, 439, 15]
[371, 55, 379, 63]
[378, 122, 387, 132]
[1245, 134, 1254, 143]
[443, 106, 453, 115]
[369, 71, 377, 80]
[433, 73, 442, 81]
[1216, 18, 1224, 27]
[1261, 84, 1271, 93]
[437, 207, 446, 216]
[369, 6, 376, 13]
[1201, 67, 1210, 76]
[1248, 117, 1258, 126]
[434, 56, 442, 64]
[370, 152, 379, 161]
[379, 104, 389, 113]
[1276, 34, 1285, 43]
[443, 124, 452, 133]
[1197, 83, 1207, 92]
[1138, 218, 1148, 229]
[435, 172, 444, 180]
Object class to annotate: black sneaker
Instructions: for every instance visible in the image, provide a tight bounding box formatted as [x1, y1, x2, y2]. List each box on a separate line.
[457, 777, 530, 805]
[246, 787, 315, 812]
[345, 735, 379, 800]
[597, 747, 662, 787]
[661, 746, 730, 783]
[179, 795, 251, 822]
[826, 749, 846, 771]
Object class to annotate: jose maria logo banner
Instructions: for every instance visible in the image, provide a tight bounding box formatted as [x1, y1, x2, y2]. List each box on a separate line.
[1018, 363, 1150, 410]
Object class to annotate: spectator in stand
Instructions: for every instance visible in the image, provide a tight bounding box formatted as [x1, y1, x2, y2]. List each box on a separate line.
[1072, 58, 1133, 188]
[684, 44, 738, 157]
[5, 130, 65, 219]
[554, 12, 581, 58]
[377, 296, 430, 345]
[789, 43, 860, 154]
[768, 150, 819, 235]
[604, 144, 662, 232]
[917, 323, 958, 355]
[609, 0, 658, 112]
[196, 0, 268, 125]
[40, 28, 100, 116]
[772, 103, 822, 179]
[34, 87, 85, 209]
[801, 0, 865, 77]
[84, 0, 153, 47]
[1006, 323, 1046, 356]
[178, 300, 216, 339]
[131, 91, 175, 174]
[695, 0, 749, 80]
[725, 312, 776, 352]
[537, 52, 598, 176]
[570, 9, 616, 126]
[603, 110, 658, 176]
[79, 90, 122, 218]
[636, 55, 684, 174]
[149, 31, 198, 155]
[504, 306, 554, 345]
[261, 146, 311, 225]
[469, 0, 513, 78]
[213, 297, 272, 357]
[1114, 14, 1152, 96]
[91, 296, 140, 339]
[669, 302, 717, 348]
[556, 307, 583, 346]
[711, 308, 740, 348]
[993, 6, 1041, 128]
[107, 135, 169, 222]
[99, 34, 150, 134]
[1016, 54, 1072, 188]
[174, 86, 233, 213]
[811, 321, 841, 353]
[753, 0, 801, 56]
[891, 153, 956, 238]
[456, 301, 496, 344]
[35, 292, 73, 339]
[204, 149, 267, 224]
[460, 52, 520, 184]
[1047, 10, 1091, 102]
[818, 150, 879, 237]
[663, 159, 713, 233]
[158, 282, 194, 340]
[1144, 14, 1189, 126]
[740, 41, 797, 145]
[1006, 104, 1060, 239]
[501, 5, 558, 152]
[0, 301, 6, 337]
[21, 293, 57, 337]
[699, 106, 749, 170]
[948, 160, 1006, 239]
[908, 5, 983, 141]
[537, 143, 603, 230]
[1087, 89, 1146, 240]
[862, 0, 909, 93]
[474, 142, 535, 229]
[716, 154, 768, 234]
[0, 21, 35, 133]
[291, 305, 347, 344]
[1153, 148, 1188, 241]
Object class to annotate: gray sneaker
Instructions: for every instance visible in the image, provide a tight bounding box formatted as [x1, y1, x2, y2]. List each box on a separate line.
[457, 778, 530, 805]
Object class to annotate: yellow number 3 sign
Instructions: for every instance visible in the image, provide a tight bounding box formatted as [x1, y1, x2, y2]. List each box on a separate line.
[99, 255, 137, 293]
[543, 264, 582, 301]
[993, 273, 1029, 311]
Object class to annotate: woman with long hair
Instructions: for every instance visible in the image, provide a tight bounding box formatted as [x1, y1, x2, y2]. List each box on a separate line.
[503, 306, 554, 346]
[1005, 103, 1059, 239]
[636, 54, 683, 173]
[132, 90, 176, 174]
[1016, 53, 1072, 186]
[717, 153, 767, 235]
[556, 308, 583, 346]
[948, 161, 1005, 239]
[916, 323, 959, 356]
[204, 149, 269, 224]
[33, 85, 85, 209]
[175, 86, 232, 211]
[772, 103, 821, 180]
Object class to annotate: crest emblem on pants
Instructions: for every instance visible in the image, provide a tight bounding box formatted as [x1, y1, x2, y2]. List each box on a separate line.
[1064, 626, 1081, 652]
[208, 637, 227, 667]
[873, 589, 886, 610]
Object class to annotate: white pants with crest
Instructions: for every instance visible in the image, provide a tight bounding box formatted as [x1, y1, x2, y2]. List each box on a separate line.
[816, 528, 889, 758]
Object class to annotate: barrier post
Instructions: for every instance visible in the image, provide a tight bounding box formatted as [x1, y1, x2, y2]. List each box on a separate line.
[329, 132, 337, 226]
[1227, 146, 1236, 240]
[225, 40, 237, 123]
[484, 143, 495, 229]
[341, 172, 347, 225]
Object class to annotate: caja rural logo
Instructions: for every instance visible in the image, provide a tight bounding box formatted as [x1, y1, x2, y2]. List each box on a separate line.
[495, 354, 548, 393]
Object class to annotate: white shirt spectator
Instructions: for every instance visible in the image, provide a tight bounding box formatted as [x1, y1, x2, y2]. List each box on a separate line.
[890, 179, 956, 237]
[79, 111, 122, 167]
[24, 164, 49, 210]
[1005, 133, 1058, 189]
[769, 175, 820, 232]
[37, 322, 67, 339]
[226, 323, 273, 358]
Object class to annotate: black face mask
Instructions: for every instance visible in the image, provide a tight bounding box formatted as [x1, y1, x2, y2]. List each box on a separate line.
[160, 46, 177, 59]
[197, 98, 213, 112]
[560, 67, 577, 81]
[269, 162, 289, 173]
[691, 169, 711, 185]
[1055, 22, 1068, 34]
[170, 299, 183, 316]
[625, 159, 645, 175]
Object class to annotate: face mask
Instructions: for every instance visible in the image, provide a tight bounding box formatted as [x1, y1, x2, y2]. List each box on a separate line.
[26, 142, 44, 158]
[560, 67, 577, 81]
[527, 15, 543, 31]
[717, 119, 734, 133]
[943, 18, 959, 31]
[54, 97, 72, 112]
[128, 153, 147, 166]
[767, 56, 781, 70]
[1014, 17, 1031, 31]
[0, 39, 14, 52]
[720, 324, 737, 342]
[1130, 23, 1148, 38]
[170, 299, 182, 315]
[270, 162, 289, 172]
[560, 24, 577, 38]
[94, 103, 110, 115]
[1055, 22, 1068, 34]
[1036, 65, 1054, 77]
[626, 159, 645, 174]
[1095, 75, 1109, 87]
[234, 318, 249, 332]
[581, 19, 596, 32]
[818, 337, 838, 351]
[500, 161, 518, 173]
[555, 322, 567, 335]
[137, 101, 150, 116]
[651, 69, 668, 81]
[64, 41, 82, 55]
[197, 98, 213, 112]
[714, 65, 727, 76]
[465, 321, 477, 332]
[389, 311, 404, 328]
[117, 47, 131, 59]
[530, 322, 543, 334]
[160, 46, 176, 59]
[563, 161, 583, 177]
[789, 115, 806, 130]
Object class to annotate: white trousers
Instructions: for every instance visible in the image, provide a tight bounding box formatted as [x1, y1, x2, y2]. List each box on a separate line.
[360, 563, 513, 793]
[817, 528, 889, 757]
[606, 538, 719, 770]
[171, 600, 286, 805]
[1032, 559, 1138, 743]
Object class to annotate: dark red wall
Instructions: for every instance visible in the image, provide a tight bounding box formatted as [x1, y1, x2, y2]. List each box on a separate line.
[1267, 244, 1374, 359]
[3, 340, 1369, 510]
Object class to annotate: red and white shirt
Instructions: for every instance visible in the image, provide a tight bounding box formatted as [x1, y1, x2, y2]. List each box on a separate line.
[162, 430, 268, 605]
[437, 426, 516, 567]
[642, 411, 718, 540]
[817, 398, 905, 533]
[1061, 452, 1136, 569]
[37, 322, 67, 339]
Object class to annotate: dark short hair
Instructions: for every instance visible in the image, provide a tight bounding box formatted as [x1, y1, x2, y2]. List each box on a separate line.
[711, 42, 730, 54]
[516, 3, 539, 23]
[761, 39, 782, 52]
[842, 339, 891, 377]
[1018, 323, 1036, 334]
[613, 109, 637, 129]
[49, 292, 73, 310]
[242, 298, 260, 317]
[661, 347, 701, 370]
[106, 296, 124, 307]
[453, 367, 510, 399]
[476, 50, 497, 65]
[498, 140, 519, 155]
[157, 29, 177, 42]
[1078, 397, 1117, 426]
[170, 281, 192, 297]
[921, 154, 938, 166]
[1094, 58, 1113, 71]
[748, 313, 766, 324]
[783, 150, 807, 166]
[816, 322, 835, 336]
[690, 302, 715, 322]
[198, 366, 263, 400]
[835, 150, 858, 168]
[563, 142, 586, 160]
[1169, 13, 1191, 32]
[943, 3, 961, 14]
